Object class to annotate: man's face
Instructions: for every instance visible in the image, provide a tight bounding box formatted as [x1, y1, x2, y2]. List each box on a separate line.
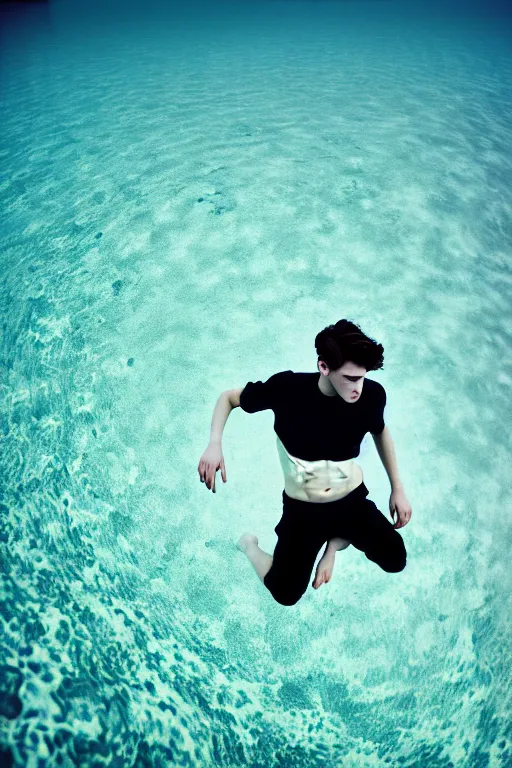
[319, 360, 367, 402]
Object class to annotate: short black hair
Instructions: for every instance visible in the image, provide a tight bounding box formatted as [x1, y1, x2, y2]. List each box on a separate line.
[315, 319, 384, 372]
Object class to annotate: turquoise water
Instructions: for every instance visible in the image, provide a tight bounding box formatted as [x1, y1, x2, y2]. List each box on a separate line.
[1, 1, 511, 766]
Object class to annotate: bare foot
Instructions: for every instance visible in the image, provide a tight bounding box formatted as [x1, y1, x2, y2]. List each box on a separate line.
[237, 533, 258, 553]
[312, 548, 336, 589]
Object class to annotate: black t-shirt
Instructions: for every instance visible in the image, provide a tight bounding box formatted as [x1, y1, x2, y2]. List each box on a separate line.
[239, 370, 386, 461]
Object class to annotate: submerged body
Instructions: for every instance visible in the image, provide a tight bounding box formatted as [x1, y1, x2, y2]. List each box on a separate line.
[235, 368, 408, 603]
[198, 352, 412, 605]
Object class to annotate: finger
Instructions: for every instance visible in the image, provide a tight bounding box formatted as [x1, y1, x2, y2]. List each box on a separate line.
[221, 462, 227, 482]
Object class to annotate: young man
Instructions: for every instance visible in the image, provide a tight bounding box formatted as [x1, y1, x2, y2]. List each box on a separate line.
[197, 319, 412, 606]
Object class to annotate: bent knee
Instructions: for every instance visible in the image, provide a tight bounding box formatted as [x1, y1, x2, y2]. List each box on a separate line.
[370, 534, 406, 573]
[382, 543, 407, 573]
[266, 583, 306, 606]
[272, 591, 304, 606]
[383, 557, 406, 573]
[264, 571, 308, 606]
[264, 579, 305, 606]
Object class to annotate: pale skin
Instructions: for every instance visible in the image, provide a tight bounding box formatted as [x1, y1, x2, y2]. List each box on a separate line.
[198, 359, 412, 592]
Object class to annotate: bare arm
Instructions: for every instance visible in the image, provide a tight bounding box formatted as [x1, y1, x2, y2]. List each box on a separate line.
[209, 388, 243, 444]
[371, 426, 403, 490]
[198, 388, 244, 493]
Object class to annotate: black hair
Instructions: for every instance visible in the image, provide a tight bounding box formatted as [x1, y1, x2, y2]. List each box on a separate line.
[315, 319, 384, 372]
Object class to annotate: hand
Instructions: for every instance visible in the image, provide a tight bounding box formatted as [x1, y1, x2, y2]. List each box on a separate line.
[389, 487, 412, 529]
[198, 443, 227, 493]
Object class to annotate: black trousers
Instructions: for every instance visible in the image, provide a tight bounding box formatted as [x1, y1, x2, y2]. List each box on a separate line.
[263, 483, 406, 606]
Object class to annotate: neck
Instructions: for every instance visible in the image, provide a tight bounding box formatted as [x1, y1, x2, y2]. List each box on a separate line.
[317, 373, 337, 397]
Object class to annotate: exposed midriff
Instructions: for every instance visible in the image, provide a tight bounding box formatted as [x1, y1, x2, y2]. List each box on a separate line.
[276, 436, 363, 504]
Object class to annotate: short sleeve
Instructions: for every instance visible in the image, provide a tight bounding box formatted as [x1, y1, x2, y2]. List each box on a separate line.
[239, 370, 292, 414]
[369, 383, 386, 435]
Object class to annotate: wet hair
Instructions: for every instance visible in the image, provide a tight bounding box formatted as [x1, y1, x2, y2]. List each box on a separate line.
[315, 319, 384, 373]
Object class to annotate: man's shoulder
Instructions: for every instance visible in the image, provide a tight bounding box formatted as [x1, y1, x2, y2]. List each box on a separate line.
[272, 370, 315, 386]
[364, 378, 386, 404]
[269, 369, 310, 382]
[365, 377, 385, 394]
[267, 370, 312, 397]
